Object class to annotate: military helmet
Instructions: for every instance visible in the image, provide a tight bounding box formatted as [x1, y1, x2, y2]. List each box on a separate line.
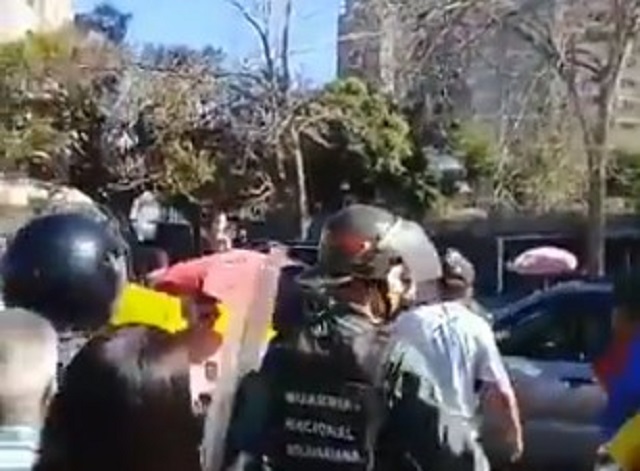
[2, 212, 127, 331]
[299, 204, 442, 287]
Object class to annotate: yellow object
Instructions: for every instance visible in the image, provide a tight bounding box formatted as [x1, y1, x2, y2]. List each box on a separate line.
[111, 283, 276, 340]
[111, 283, 186, 333]
[214, 304, 277, 341]
[608, 413, 640, 471]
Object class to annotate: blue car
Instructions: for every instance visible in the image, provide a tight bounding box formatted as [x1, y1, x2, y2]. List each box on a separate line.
[494, 280, 613, 363]
[483, 281, 614, 470]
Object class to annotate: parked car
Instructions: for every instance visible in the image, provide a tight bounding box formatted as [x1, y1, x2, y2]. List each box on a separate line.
[483, 281, 613, 470]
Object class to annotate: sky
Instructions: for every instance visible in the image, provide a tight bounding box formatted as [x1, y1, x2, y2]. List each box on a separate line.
[73, 0, 340, 85]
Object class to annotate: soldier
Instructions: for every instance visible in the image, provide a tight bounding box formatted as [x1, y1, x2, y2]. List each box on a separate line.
[1, 212, 220, 369]
[223, 204, 486, 471]
[2, 212, 128, 333]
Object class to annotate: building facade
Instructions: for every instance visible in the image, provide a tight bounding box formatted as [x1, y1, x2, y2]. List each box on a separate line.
[0, 0, 72, 43]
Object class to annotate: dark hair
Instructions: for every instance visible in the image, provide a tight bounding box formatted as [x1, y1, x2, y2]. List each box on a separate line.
[34, 326, 201, 471]
[132, 246, 170, 281]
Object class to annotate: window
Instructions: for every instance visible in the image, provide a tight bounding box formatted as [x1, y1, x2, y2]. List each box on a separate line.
[620, 78, 637, 89]
[348, 49, 364, 68]
[498, 300, 576, 361]
[619, 121, 640, 130]
[619, 99, 640, 112]
[339, 0, 351, 15]
[569, 293, 613, 361]
[498, 291, 613, 362]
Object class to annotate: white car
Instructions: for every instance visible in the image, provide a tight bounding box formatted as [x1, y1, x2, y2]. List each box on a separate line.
[482, 282, 613, 470]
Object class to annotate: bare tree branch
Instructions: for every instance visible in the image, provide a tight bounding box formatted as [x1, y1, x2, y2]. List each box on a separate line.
[280, 0, 293, 94]
[225, 0, 276, 82]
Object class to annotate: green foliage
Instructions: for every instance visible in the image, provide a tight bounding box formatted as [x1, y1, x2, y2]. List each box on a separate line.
[302, 78, 436, 214]
[161, 140, 217, 196]
[504, 118, 585, 212]
[0, 32, 221, 204]
[314, 78, 413, 175]
[0, 34, 442, 220]
[610, 150, 640, 208]
[0, 32, 74, 168]
[450, 122, 497, 181]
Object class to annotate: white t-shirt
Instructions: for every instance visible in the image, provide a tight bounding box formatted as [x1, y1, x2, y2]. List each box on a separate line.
[392, 301, 513, 419]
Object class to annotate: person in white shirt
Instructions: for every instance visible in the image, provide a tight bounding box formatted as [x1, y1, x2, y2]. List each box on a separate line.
[391, 249, 523, 464]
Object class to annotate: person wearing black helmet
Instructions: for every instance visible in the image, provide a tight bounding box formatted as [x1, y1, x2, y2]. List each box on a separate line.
[222, 204, 486, 471]
[2, 212, 128, 332]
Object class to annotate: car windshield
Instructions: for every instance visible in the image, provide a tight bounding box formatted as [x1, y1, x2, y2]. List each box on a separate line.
[495, 282, 611, 318]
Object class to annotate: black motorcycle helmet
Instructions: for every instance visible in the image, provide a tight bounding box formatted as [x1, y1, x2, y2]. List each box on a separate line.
[2, 212, 127, 331]
[299, 204, 442, 288]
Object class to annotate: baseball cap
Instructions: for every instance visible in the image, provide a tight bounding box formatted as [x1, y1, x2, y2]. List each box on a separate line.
[442, 248, 475, 287]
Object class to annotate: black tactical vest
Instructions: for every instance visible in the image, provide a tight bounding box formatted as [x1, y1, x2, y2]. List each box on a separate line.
[264, 312, 394, 471]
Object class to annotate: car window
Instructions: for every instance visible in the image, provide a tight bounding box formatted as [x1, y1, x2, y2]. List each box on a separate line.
[498, 303, 577, 360]
[498, 290, 612, 362]
[564, 292, 612, 361]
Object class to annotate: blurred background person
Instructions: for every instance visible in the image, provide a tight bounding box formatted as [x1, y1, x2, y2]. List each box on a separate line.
[440, 248, 492, 321]
[0, 308, 57, 470]
[593, 271, 640, 469]
[210, 212, 232, 253]
[233, 228, 249, 249]
[34, 325, 202, 471]
[132, 245, 170, 285]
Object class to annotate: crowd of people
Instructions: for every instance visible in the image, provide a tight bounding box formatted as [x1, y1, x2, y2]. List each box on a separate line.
[0, 203, 636, 471]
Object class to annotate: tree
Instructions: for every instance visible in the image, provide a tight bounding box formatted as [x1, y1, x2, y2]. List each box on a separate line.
[500, 0, 640, 274]
[75, 2, 133, 44]
[106, 44, 223, 201]
[388, 0, 497, 140]
[0, 28, 123, 181]
[0, 29, 226, 210]
[215, 0, 311, 235]
[223, 0, 438, 235]
[300, 78, 435, 216]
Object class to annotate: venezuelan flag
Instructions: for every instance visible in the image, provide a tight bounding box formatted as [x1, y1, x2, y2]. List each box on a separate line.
[110, 283, 276, 340]
[594, 335, 640, 470]
[608, 413, 640, 471]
